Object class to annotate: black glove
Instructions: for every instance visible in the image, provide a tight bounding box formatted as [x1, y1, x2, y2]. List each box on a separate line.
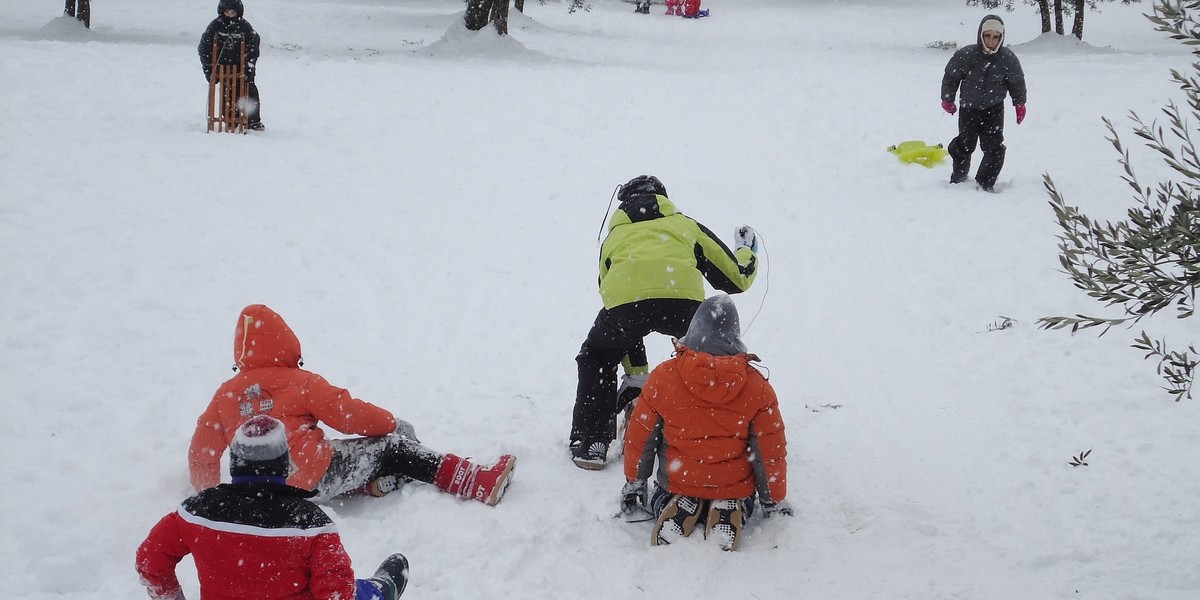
[761, 499, 794, 518]
[620, 479, 647, 514]
[616, 373, 647, 413]
[393, 418, 418, 442]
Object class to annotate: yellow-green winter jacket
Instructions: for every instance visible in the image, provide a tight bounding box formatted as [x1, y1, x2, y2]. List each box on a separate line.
[599, 193, 757, 309]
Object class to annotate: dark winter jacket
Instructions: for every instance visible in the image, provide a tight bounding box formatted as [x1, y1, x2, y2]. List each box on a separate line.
[135, 482, 356, 600]
[941, 15, 1026, 110]
[199, 0, 261, 82]
[599, 191, 757, 309]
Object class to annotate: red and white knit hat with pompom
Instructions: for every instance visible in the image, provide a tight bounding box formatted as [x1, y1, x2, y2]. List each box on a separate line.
[229, 415, 290, 480]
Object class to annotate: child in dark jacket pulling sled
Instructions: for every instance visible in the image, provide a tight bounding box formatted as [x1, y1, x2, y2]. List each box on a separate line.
[199, 0, 265, 130]
[940, 14, 1028, 192]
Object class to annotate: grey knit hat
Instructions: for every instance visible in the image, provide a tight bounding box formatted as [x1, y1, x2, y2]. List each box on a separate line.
[678, 294, 748, 356]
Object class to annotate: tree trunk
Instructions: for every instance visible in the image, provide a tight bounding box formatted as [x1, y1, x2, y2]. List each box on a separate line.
[1071, 0, 1086, 39]
[1036, 0, 1052, 33]
[465, 0, 492, 31]
[515, 0, 525, 13]
[78, 0, 90, 28]
[490, 0, 510, 35]
[1054, 0, 1064, 35]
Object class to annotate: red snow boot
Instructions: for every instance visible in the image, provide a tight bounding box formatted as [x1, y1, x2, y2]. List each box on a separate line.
[434, 453, 516, 506]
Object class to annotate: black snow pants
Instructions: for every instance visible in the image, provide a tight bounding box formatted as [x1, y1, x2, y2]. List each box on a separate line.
[571, 298, 701, 445]
[244, 81, 262, 126]
[948, 103, 1006, 189]
[314, 435, 442, 502]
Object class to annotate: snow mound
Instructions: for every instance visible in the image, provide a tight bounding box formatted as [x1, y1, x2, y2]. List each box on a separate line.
[1012, 32, 1119, 54]
[32, 16, 96, 42]
[424, 16, 545, 61]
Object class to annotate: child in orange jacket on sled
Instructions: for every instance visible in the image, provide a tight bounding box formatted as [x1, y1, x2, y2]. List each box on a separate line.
[188, 304, 515, 506]
[619, 294, 791, 551]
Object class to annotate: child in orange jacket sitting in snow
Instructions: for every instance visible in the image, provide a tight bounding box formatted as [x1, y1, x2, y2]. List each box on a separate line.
[188, 304, 515, 505]
[619, 294, 791, 551]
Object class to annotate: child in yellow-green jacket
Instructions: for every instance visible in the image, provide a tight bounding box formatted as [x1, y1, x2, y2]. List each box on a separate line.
[569, 175, 759, 470]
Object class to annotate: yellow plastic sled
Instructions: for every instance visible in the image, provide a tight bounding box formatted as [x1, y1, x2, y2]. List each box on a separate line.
[887, 140, 948, 168]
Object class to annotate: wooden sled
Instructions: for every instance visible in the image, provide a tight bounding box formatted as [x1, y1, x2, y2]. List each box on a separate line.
[206, 40, 248, 134]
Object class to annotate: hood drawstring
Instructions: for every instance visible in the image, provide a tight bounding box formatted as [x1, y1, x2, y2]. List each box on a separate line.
[237, 314, 253, 367]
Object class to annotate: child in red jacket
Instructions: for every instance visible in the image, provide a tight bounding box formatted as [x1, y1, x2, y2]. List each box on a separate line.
[139, 416, 409, 600]
[188, 304, 515, 506]
[619, 294, 791, 551]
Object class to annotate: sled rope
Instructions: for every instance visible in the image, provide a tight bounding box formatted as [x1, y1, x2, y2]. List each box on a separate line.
[596, 185, 620, 244]
[741, 227, 769, 337]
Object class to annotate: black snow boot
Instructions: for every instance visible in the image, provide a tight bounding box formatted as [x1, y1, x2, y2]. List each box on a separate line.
[369, 554, 409, 600]
[571, 438, 609, 470]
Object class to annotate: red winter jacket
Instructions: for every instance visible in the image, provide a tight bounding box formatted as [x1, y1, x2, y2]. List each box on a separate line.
[135, 482, 355, 600]
[624, 346, 788, 502]
[189, 305, 397, 491]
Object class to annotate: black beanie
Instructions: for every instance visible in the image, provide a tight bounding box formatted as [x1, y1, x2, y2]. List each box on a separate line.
[229, 415, 290, 482]
[218, 0, 244, 18]
[617, 175, 667, 204]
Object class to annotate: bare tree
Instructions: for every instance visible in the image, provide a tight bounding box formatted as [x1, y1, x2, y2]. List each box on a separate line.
[968, 0, 1142, 39]
[63, 0, 90, 29]
[1066, 0, 1143, 39]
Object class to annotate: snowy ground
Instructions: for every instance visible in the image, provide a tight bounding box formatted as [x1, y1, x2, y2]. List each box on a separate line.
[2, 0, 1199, 598]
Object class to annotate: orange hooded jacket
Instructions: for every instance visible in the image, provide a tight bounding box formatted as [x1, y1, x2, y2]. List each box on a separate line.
[188, 305, 397, 491]
[623, 295, 787, 503]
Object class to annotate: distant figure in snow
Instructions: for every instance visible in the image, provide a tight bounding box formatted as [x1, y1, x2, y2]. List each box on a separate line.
[682, 0, 705, 18]
[619, 294, 790, 551]
[941, 14, 1027, 192]
[199, 0, 265, 131]
[634, 1, 651, 14]
[665, 0, 683, 16]
[139, 415, 410, 600]
[569, 175, 759, 470]
[188, 304, 515, 506]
